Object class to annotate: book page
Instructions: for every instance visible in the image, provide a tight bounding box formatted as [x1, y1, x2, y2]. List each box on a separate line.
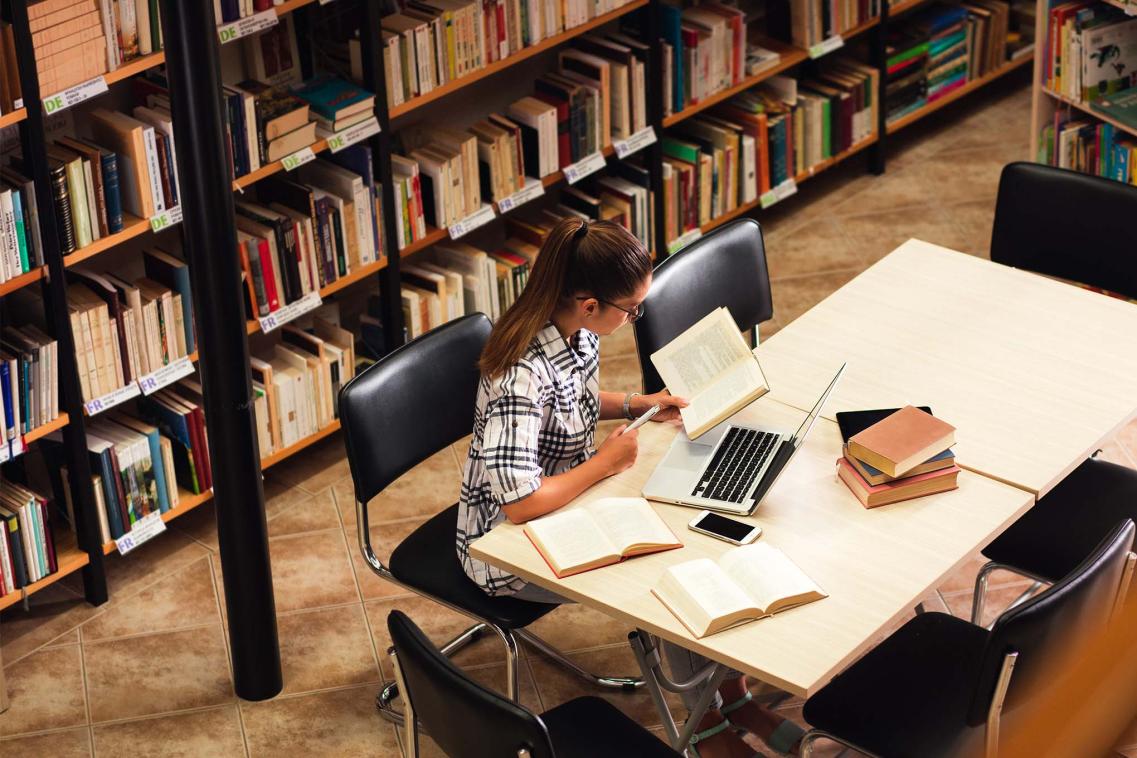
[719, 543, 827, 615]
[525, 508, 621, 576]
[650, 308, 754, 399]
[679, 358, 768, 436]
[585, 497, 679, 555]
[656, 558, 757, 637]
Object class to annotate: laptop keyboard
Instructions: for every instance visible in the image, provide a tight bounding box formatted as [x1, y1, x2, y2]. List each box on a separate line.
[693, 427, 780, 504]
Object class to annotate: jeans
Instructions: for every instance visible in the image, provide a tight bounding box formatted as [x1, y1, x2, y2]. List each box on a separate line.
[510, 582, 742, 710]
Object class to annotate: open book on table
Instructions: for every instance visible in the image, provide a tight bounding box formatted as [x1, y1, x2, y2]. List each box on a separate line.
[653, 543, 827, 638]
[650, 307, 770, 439]
[523, 497, 682, 578]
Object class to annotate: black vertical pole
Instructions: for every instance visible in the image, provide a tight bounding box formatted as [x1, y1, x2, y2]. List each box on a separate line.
[158, 0, 282, 700]
[868, 0, 889, 175]
[361, 0, 406, 351]
[8, 0, 107, 605]
[644, 2, 667, 261]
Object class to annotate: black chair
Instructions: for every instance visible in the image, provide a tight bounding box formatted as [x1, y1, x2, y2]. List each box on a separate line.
[799, 519, 1136, 758]
[339, 314, 639, 720]
[973, 163, 1137, 623]
[634, 218, 773, 394]
[387, 610, 679, 758]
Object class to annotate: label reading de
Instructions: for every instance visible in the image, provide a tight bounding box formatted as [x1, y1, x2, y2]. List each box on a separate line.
[759, 179, 799, 209]
[43, 76, 109, 115]
[809, 35, 844, 59]
[281, 146, 316, 172]
[149, 204, 183, 233]
[217, 8, 278, 45]
[325, 117, 381, 153]
[667, 227, 703, 255]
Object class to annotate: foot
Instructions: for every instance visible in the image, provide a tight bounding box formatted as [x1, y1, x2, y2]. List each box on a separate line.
[725, 701, 803, 756]
[690, 718, 761, 758]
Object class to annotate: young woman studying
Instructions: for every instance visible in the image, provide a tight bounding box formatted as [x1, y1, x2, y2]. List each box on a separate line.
[455, 217, 805, 758]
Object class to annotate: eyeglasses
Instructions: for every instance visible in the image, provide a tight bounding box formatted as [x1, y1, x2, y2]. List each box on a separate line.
[576, 296, 644, 322]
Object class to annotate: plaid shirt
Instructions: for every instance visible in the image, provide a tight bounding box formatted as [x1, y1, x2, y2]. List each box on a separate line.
[457, 323, 601, 596]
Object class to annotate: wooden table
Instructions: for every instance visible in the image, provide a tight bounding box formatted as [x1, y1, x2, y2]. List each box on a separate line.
[471, 398, 1034, 698]
[755, 240, 1137, 497]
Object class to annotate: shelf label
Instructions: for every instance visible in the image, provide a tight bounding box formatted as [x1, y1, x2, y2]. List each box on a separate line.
[563, 151, 607, 184]
[281, 146, 316, 172]
[43, 76, 109, 115]
[325, 117, 381, 153]
[613, 126, 657, 159]
[149, 204, 183, 233]
[217, 8, 279, 45]
[84, 382, 141, 416]
[115, 511, 167, 555]
[497, 180, 545, 213]
[667, 227, 703, 254]
[759, 179, 798, 209]
[258, 291, 323, 333]
[808, 35, 844, 59]
[448, 204, 496, 239]
[0, 437, 24, 464]
[137, 356, 195, 396]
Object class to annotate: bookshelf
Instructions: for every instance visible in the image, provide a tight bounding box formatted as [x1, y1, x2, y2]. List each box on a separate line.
[0, 266, 45, 297]
[0, 108, 27, 129]
[889, 55, 1034, 134]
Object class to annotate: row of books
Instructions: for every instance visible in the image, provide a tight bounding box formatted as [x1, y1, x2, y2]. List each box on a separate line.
[215, 0, 285, 23]
[0, 171, 45, 283]
[0, 481, 56, 595]
[1044, 1, 1137, 104]
[661, 62, 878, 242]
[2, 324, 60, 444]
[781, 0, 884, 49]
[0, 21, 22, 114]
[366, 0, 639, 109]
[235, 147, 384, 320]
[63, 252, 195, 403]
[1038, 115, 1137, 185]
[249, 318, 355, 456]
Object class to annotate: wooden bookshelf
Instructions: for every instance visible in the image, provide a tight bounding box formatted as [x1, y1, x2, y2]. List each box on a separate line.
[101, 488, 214, 555]
[888, 0, 929, 17]
[1043, 88, 1137, 139]
[24, 413, 69, 445]
[0, 531, 90, 613]
[492, 146, 618, 214]
[275, 0, 320, 15]
[244, 257, 390, 334]
[232, 139, 330, 191]
[61, 216, 150, 268]
[1101, 0, 1136, 13]
[103, 52, 166, 87]
[261, 419, 341, 469]
[0, 266, 45, 297]
[662, 40, 808, 128]
[0, 108, 26, 129]
[888, 54, 1033, 134]
[388, 0, 651, 120]
[399, 225, 449, 258]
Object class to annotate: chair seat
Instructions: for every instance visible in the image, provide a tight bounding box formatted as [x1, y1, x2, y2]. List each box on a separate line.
[803, 612, 989, 758]
[983, 458, 1137, 583]
[388, 504, 555, 630]
[542, 696, 680, 757]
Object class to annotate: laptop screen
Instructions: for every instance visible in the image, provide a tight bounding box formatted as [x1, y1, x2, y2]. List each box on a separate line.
[790, 363, 847, 448]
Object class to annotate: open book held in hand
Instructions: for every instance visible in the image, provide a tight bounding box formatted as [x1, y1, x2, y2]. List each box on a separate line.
[523, 497, 682, 578]
[650, 307, 770, 439]
[653, 542, 827, 638]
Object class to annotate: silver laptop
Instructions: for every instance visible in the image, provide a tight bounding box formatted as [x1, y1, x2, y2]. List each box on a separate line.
[642, 364, 846, 515]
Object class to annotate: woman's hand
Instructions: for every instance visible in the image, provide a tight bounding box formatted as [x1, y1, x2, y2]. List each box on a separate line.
[596, 424, 639, 475]
[637, 391, 689, 423]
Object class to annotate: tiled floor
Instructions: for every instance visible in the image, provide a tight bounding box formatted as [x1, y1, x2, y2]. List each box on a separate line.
[4, 73, 1137, 757]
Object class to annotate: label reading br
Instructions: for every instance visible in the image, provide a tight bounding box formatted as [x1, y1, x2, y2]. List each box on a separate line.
[326, 118, 381, 153]
[497, 181, 545, 213]
[809, 35, 844, 59]
[115, 511, 167, 556]
[667, 228, 703, 254]
[563, 152, 606, 184]
[281, 146, 316, 171]
[137, 356, 195, 396]
[43, 76, 109, 115]
[258, 291, 323, 334]
[84, 382, 142, 416]
[218, 8, 279, 45]
[149, 205, 183, 233]
[449, 205, 496, 239]
[613, 127, 657, 159]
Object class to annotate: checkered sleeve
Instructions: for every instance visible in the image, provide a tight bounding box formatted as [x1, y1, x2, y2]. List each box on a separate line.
[481, 363, 545, 506]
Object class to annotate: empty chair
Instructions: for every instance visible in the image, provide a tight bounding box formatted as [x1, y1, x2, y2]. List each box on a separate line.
[799, 519, 1136, 758]
[634, 218, 773, 394]
[387, 610, 679, 758]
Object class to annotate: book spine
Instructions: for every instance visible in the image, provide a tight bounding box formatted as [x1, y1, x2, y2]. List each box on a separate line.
[50, 166, 76, 254]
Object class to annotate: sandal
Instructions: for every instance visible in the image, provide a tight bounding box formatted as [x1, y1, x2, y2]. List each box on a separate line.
[720, 690, 754, 722]
[719, 691, 804, 756]
[688, 717, 766, 758]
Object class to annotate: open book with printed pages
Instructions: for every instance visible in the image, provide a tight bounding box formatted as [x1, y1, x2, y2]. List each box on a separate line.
[653, 543, 827, 638]
[523, 497, 683, 578]
[650, 307, 770, 440]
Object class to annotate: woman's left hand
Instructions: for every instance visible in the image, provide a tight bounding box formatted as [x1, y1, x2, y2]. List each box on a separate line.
[638, 391, 689, 422]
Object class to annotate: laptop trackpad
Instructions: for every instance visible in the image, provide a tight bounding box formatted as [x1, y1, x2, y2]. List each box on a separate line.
[666, 437, 708, 474]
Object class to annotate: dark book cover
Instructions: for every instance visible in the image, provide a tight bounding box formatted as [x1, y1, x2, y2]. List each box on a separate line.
[836, 407, 934, 442]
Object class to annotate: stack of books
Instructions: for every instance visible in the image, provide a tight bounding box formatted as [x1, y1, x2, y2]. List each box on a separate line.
[1, 323, 60, 442]
[0, 20, 22, 114]
[770, 0, 882, 53]
[836, 405, 960, 508]
[0, 481, 57, 596]
[97, 0, 165, 66]
[1045, 2, 1136, 103]
[225, 80, 314, 174]
[29, 0, 108, 95]
[1039, 115, 1137, 185]
[885, 30, 929, 122]
[89, 104, 178, 223]
[216, 0, 282, 24]
[0, 170, 45, 283]
[292, 75, 376, 135]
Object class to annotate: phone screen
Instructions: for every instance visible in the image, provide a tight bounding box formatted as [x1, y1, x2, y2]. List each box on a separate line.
[694, 512, 756, 542]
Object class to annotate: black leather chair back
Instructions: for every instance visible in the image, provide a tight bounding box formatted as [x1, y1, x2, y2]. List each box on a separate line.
[966, 519, 1135, 726]
[635, 219, 773, 394]
[388, 610, 555, 758]
[339, 314, 492, 505]
[991, 163, 1137, 300]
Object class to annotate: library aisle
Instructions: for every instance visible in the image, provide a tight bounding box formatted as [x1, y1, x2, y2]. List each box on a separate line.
[1, 73, 1135, 758]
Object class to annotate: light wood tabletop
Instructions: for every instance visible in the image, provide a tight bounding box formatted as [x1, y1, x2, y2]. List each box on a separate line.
[755, 240, 1137, 498]
[471, 396, 1034, 697]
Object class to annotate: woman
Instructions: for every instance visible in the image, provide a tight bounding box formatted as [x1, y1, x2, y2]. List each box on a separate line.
[456, 218, 802, 758]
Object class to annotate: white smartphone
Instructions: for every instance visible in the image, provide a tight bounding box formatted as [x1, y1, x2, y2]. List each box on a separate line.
[626, 403, 662, 432]
[687, 510, 762, 545]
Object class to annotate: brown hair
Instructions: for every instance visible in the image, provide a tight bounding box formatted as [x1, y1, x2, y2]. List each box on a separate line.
[479, 218, 652, 377]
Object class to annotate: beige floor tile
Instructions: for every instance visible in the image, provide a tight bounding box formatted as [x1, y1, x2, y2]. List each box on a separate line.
[770, 270, 860, 326]
[263, 471, 323, 518]
[0, 727, 91, 757]
[43, 628, 81, 648]
[240, 684, 400, 757]
[0, 645, 87, 736]
[277, 605, 381, 695]
[1115, 418, 1137, 465]
[270, 435, 353, 493]
[91, 706, 245, 757]
[337, 447, 461, 528]
[168, 500, 220, 553]
[347, 519, 427, 601]
[267, 488, 342, 539]
[83, 625, 233, 723]
[524, 602, 637, 653]
[81, 557, 219, 643]
[829, 163, 943, 217]
[366, 594, 509, 671]
[67, 529, 210, 604]
[838, 205, 976, 266]
[1098, 438, 1137, 469]
[765, 216, 861, 280]
[0, 582, 102, 666]
[941, 583, 1037, 627]
[938, 552, 1039, 595]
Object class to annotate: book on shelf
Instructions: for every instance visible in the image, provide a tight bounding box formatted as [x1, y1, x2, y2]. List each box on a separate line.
[215, 0, 283, 24]
[650, 306, 769, 440]
[244, 15, 303, 87]
[1092, 85, 1137, 130]
[87, 106, 173, 221]
[29, 0, 109, 95]
[1038, 113, 1137, 185]
[523, 497, 682, 577]
[1045, 2, 1137, 104]
[0, 171, 45, 283]
[291, 75, 376, 133]
[0, 481, 58, 593]
[1, 324, 60, 443]
[846, 405, 956, 478]
[653, 542, 827, 638]
[0, 20, 23, 114]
